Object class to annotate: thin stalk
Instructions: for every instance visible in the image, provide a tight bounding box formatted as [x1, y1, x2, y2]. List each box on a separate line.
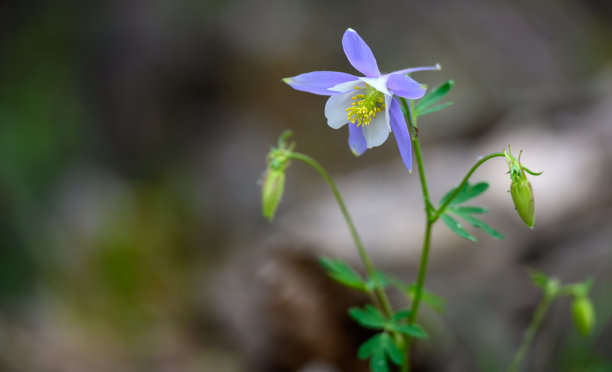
[401, 98, 434, 218]
[287, 152, 394, 317]
[408, 137, 434, 323]
[398, 97, 435, 372]
[507, 293, 554, 372]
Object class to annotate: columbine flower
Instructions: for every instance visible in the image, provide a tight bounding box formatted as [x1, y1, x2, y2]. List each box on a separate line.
[283, 28, 439, 171]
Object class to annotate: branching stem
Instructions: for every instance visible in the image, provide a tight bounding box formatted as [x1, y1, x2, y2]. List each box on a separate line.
[398, 97, 506, 372]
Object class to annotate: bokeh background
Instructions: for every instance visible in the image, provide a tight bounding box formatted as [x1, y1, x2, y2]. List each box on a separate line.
[1, 0, 611, 371]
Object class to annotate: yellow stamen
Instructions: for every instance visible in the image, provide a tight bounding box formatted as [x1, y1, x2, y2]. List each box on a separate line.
[345, 84, 386, 127]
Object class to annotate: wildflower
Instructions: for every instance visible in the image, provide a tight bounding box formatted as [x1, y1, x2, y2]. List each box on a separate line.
[283, 28, 439, 171]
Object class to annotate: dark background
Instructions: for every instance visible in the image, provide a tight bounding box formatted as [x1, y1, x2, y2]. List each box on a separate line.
[0, 0, 611, 371]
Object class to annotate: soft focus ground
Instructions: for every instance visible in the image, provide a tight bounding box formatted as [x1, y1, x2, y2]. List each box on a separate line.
[0, 1, 611, 372]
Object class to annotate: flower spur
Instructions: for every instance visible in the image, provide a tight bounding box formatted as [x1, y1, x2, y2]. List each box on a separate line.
[283, 28, 439, 171]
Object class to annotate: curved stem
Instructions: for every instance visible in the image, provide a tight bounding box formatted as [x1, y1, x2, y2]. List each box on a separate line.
[507, 293, 554, 372]
[433, 152, 505, 222]
[287, 152, 394, 317]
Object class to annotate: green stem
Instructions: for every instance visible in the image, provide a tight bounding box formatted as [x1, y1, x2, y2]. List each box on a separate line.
[408, 137, 434, 323]
[507, 292, 555, 372]
[287, 152, 394, 318]
[398, 98, 505, 372]
[398, 98, 435, 372]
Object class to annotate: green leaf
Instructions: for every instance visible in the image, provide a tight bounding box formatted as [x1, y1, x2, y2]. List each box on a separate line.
[415, 102, 453, 117]
[383, 335, 404, 365]
[357, 333, 383, 359]
[357, 333, 403, 372]
[319, 257, 366, 292]
[453, 213, 504, 240]
[420, 291, 447, 314]
[529, 269, 549, 289]
[386, 308, 429, 339]
[391, 279, 447, 313]
[390, 309, 413, 323]
[365, 270, 392, 292]
[415, 80, 454, 114]
[440, 182, 489, 206]
[392, 324, 429, 339]
[448, 205, 488, 214]
[370, 351, 390, 372]
[348, 305, 387, 329]
[441, 213, 477, 241]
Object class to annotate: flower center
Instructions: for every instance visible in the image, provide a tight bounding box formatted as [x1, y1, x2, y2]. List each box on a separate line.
[345, 84, 385, 127]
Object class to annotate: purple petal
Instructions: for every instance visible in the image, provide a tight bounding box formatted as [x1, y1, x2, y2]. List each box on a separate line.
[283, 71, 358, 95]
[387, 73, 426, 99]
[348, 124, 367, 156]
[342, 28, 380, 78]
[389, 98, 412, 171]
[394, 64, 441, 75]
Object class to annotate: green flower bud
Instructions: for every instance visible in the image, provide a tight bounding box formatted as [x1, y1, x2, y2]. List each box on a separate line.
[262, 168, 286, 221]
[572, 296, 595, 337]
[504, 148, 538, 229]
[261, 131, 294, 222]
[510, 172, 535, 228]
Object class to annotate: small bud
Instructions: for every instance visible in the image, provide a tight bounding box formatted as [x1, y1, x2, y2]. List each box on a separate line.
[261, 131, 294, 222]
[572, 296, 595, 337]
[262, 168, 286, 221]
[510, 172, 535, 228]
[504, 148, 537, 228]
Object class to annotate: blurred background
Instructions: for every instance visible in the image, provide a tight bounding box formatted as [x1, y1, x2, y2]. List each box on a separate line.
[1, 0, 611, 371]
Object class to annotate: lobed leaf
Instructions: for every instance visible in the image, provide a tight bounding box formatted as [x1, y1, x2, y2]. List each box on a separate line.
[319, 257, 367, 292]
[348, 305, 387, 329]
[358, 333, 403, 372]
[420, 291, 446, 314]
[529, 269, 549, 289]
[441, 213, 477, 242]
[370, 351, 390, 372]
[383, 335, 404, 365]
[358, 333, 384, 359]
[448, 205, 488, 214]
[415, 102, 453, 117]
[390, 309, 413, 323]
[453, 212, 504, 240]
[391, 279, 447, 314]
[391, 324, 429, 339]
[415, 80, 454, 114]
[440, 182, 489, 206]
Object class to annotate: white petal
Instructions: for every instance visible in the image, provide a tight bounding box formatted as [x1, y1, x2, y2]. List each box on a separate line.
[324, 90, 355, 129]
[361, 94, 391, 148]
[329, 79, 363, 93]
[359, 75, 391, 96]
